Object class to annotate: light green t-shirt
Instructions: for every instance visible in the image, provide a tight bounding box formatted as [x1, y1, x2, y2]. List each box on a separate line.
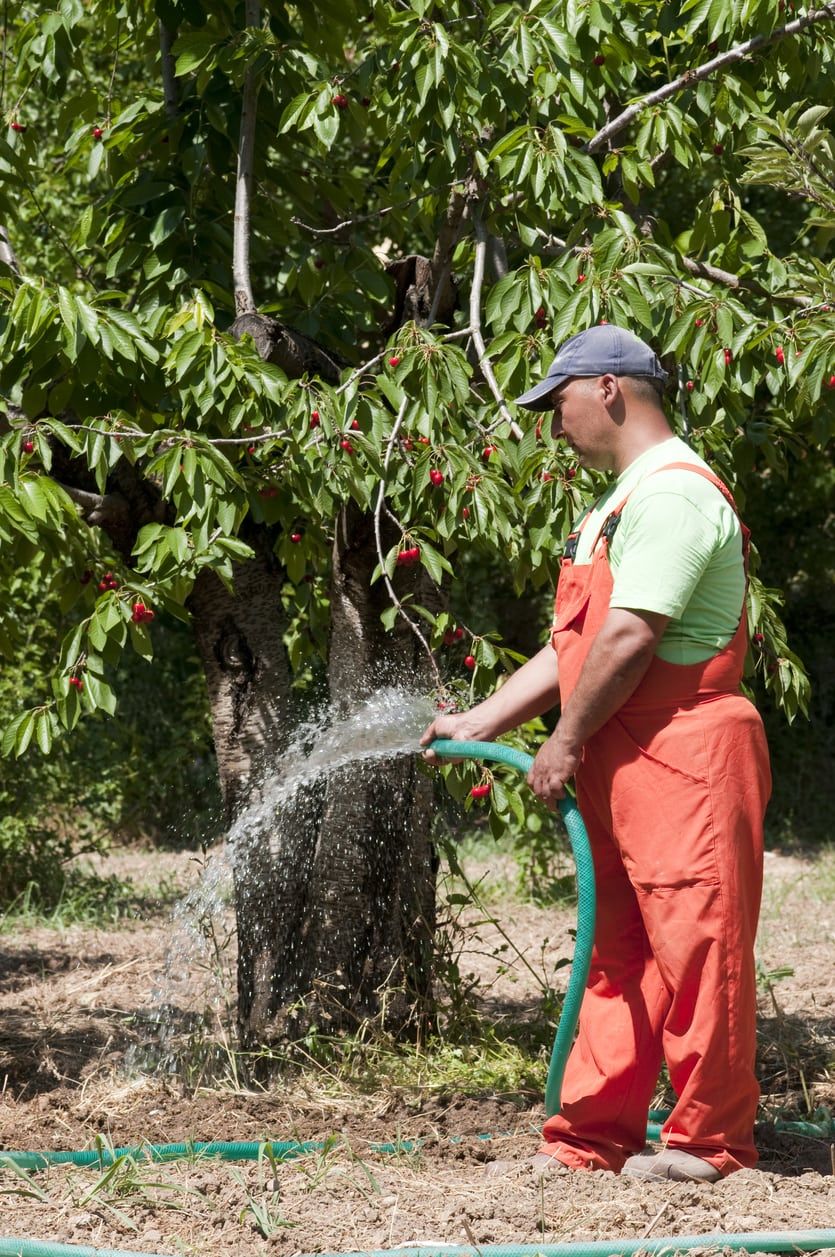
[571, 437, 745, 664]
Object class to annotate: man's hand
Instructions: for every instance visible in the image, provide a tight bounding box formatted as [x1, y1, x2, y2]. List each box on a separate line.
[527, 729, 581, 805]
[420, 709, 492, 764]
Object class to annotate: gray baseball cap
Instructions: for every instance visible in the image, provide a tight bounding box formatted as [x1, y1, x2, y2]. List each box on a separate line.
[514, 324, 668, 411]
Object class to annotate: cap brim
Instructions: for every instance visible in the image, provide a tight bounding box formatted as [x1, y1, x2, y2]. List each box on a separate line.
[513, 374, 568, 411]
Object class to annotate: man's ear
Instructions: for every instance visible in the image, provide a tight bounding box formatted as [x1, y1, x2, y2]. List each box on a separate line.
[599, 373, 620, 405]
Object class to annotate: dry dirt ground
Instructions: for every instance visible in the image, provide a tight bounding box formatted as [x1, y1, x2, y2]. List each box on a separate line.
[0, 844, 833, 1256]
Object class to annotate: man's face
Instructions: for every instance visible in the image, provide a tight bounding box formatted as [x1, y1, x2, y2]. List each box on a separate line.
[549, 376, 616, 472]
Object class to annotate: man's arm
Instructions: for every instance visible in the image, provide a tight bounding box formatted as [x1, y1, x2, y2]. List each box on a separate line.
[527, 607, 669, 802]
[421, 643, 559, 760]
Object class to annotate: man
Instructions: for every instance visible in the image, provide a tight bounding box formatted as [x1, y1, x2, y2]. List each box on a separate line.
[421, 324, 771, 1183]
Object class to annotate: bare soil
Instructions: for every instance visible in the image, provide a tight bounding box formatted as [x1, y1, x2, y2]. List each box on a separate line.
[0, 845, 833, 1256]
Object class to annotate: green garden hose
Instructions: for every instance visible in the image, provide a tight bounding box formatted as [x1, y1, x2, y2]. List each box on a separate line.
[428, 738, 594, 1117]
[3, 1231, 835, 1257]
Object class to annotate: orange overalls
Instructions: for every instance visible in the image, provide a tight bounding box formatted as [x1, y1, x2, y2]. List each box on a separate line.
[541, 463, 771, 1176]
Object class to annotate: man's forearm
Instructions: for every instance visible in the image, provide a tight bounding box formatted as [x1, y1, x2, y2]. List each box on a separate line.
[527, 609, 668, 802]
[557, 610, 666, 752]
[463, 643, 560, 740]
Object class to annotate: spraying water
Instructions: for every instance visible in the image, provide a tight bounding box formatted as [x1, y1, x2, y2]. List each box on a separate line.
[130, 686, 435, 1077]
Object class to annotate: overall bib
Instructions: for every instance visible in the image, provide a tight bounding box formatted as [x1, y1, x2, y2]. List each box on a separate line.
[541, 463, 771, 1176]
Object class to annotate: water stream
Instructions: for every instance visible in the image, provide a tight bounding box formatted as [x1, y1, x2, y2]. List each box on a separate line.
[129, 686, 435, 1077]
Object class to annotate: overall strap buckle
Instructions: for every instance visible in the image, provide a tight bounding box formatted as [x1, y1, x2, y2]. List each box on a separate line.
[600, 512, 622, 544]
[563, 532, 580, 561]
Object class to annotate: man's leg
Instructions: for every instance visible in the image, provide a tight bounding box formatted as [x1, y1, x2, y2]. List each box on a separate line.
[614, 698, 770, 1177]
[539, 781, 669, 1173]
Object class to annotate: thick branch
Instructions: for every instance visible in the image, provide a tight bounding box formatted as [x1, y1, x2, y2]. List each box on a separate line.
[426, 187, 469, 327]
[679, 255, 808, 307]
[233, 1, 261, 317]
[587, 6, 835, 155]
[0, 223, 20, 274]
[61, 484, 132, 531]
[471, 218, 523, 440]
[372, 400, 442, 689]
[158, 21, 179, 120]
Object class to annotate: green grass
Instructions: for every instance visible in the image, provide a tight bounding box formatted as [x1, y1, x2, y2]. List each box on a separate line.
[0, 868, 180, 932]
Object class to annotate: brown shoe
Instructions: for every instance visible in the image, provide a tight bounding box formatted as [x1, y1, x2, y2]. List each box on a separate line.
[622, 1148, 721, 1183]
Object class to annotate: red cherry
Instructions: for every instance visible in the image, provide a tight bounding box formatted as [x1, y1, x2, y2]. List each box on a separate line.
[417, 435, 430, 445]
[92, 126, 103, 140]
[723, 348, 732, 365]
[10, 121, 26, 133]
[388, 355, 401, 367]
[470, 783, 491, 799]
[21, 439, 34, 454]
[828, 375, 835, 389]
[686, 380, 695, 392]
[566, 467, 576, 480]
[402, 437, 414, 451]
[429, 468, 444, 486]
[775, 346, 785, 366]
[694, 318, 704, 327]
[454, 627, 464, 641]
[331, 94, 349, 109]
[542, 471, 553, 482]
[753, 633, 765, 646]
[442, 629, 455, 646]
[69, 676, 84, 691]
[713, 143, 724, 156]
[464, 655, 476, 670]
[310, 410, 321, 428]
[80, 570, 92, 585]
[593, 53, 606, 66]
[482, 445, 496, 460]
[461, 506, 470, 518]
[350, 418, 360, 430]
[577, 273, 587, 283]
[822, 304, 831, 312]
[599, 318, 609, 324]
[340, 438, 354, 454]
[247, 444, 256, 454]
[290, 532, 303, 543]
[98, 580, 109, 592]
[259, 485, 278, 498]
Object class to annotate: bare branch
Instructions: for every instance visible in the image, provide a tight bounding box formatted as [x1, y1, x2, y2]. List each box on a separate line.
[233, 0, 261, 316]
[291, 181, 463, 238]
[485, 232, 509, 281]
[679, 255, 809, 307]
[0, 223, 20, 274]
[587, 5, 835, 155]
[372, 399, 443, 689]
[159, 20, 179, 120]
[61, 484, 132, 531]
[335, 328, 471, 396]
[471, 217, 523, 440]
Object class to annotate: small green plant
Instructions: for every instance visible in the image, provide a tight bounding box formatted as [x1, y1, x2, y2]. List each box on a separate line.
[231, 1143, 295, 1238]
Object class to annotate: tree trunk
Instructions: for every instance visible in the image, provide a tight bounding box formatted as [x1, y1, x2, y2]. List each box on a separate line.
[187, 537, 323, 1050]
[295, 501, 440, 1037]
[189, 510, 439, 1049]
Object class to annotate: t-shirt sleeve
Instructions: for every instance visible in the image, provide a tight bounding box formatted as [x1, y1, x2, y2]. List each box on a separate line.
[608, 488, 722, 619]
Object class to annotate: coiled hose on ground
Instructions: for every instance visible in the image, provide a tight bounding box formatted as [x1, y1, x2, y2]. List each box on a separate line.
[1, 740, 833, 1257]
